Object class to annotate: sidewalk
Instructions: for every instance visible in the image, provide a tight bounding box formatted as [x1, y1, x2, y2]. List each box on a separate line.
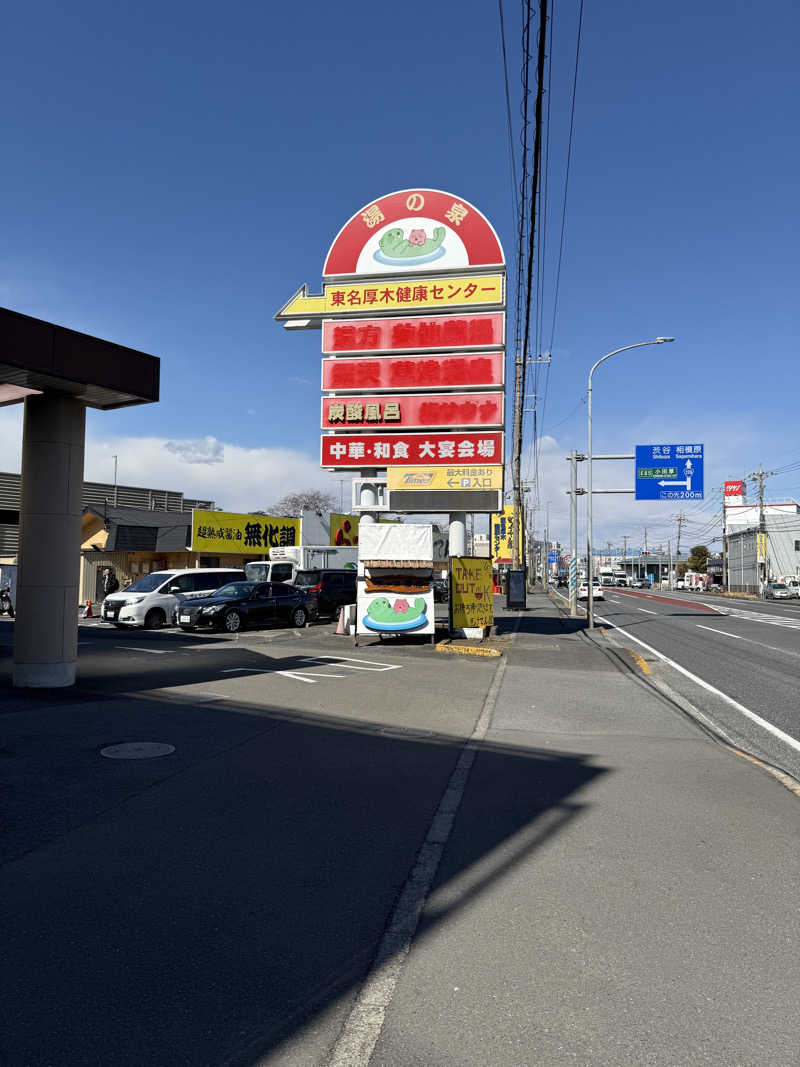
[364, 592, 800, 1066]
[1, 595, 798, 1066]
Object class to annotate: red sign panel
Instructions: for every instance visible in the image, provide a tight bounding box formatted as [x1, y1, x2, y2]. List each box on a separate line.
[322, 392, 503, 430]
[724, 480, 745, 496]
[322, 351, 504, 393]
[323, 189, 504, 276]
[322, 313, 504, 354]
[321, 431, 504, 468]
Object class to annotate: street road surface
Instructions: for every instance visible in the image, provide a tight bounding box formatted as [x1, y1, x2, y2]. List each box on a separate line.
[596, 588, 800, 781]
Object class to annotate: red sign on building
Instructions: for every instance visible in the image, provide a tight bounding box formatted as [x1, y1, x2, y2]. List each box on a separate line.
[321, 431, 503, 468]
[321, 392, 504, 430]
[322, 313, 504, 355]
[322, 351, 504, 393]
[724, 480, 745, 496]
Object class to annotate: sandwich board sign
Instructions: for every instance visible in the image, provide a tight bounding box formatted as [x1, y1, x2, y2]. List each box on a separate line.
[635, 444, 704, 501]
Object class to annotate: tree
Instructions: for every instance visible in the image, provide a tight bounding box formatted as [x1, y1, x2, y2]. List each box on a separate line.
[268, 489, 336, 516]
[687, 544, 710, 573]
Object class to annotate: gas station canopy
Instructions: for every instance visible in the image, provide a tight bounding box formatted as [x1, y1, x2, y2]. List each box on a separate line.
[0, 306, 159, 410]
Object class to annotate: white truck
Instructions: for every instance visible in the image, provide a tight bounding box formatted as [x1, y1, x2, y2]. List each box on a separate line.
[244, 545, 358, 584]
[684, 571, 707, 592]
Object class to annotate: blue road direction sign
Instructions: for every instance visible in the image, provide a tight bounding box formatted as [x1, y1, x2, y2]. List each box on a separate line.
[547, 552, 559, 563]
[635, 444, 704, 501]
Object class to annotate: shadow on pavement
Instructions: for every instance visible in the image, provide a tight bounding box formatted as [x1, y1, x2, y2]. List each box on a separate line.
[0, 672, 606, 1065]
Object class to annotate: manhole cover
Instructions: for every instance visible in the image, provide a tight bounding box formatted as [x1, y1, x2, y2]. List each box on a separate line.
[100, 742, 176, 760]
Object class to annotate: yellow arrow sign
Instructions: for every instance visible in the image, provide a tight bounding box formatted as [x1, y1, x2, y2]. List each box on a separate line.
[275, 273, 505, 321]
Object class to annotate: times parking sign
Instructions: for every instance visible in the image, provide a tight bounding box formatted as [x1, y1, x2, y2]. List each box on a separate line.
[635, 444, 704, 501]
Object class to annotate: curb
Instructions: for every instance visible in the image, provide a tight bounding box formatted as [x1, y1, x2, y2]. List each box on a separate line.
[436, 643, 501, 658]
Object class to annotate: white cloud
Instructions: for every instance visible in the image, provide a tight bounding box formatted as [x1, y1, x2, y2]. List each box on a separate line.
[164, 436, 225, 464]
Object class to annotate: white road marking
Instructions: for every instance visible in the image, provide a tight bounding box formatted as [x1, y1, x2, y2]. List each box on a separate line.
[115, 646, 169, 654]
[697, 624, 800, 659]
[221, 667, 262, 673]
[595, 613, 800, 754]
[277, 671, 317, 684]
[299, 655, 401, 672]
[696, 625, 745, 640]
[637, 608, 657, 614]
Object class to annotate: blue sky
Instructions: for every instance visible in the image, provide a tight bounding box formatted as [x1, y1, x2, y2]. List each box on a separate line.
[2, 0, 798, 549]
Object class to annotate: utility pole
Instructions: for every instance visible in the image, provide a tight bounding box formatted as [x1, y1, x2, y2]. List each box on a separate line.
[622, 534, 629, 582]
[747, 464, 774, 590]
[112, 455, 118, 506]
[674, 512, 686, 564]
[510, 0, 548, 571]
[668, 540, 673, 590]
[642, 527, 648, 580]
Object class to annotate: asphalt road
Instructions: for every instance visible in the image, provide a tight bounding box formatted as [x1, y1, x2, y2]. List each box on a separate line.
[593, 587, 800, 780]
[2, 597, 799, 1065]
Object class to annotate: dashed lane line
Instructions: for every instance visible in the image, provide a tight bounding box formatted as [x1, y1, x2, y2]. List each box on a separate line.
[696, 624, 800, 660]
[637, 608, 658, 614]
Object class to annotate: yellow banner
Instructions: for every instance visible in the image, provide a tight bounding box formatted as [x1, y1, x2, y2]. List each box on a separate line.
[491, 505, 522, 563]
[451, 557, 494, 628]
[387, 465, 504, 492]
[757, 532, 767, 562]
[276, 273, 505, 319]
[191, 510, 300, 555]
[330, 512, 360, 546]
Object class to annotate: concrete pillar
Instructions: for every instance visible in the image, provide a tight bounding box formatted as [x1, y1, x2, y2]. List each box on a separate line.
[448, 513, 466, 557]
[13, 393, 86, 687]
[359, 480, 377, 525]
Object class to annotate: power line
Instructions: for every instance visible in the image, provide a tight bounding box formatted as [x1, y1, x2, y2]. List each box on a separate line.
[497, 0, 519, 220]
[547, 0, 584, 354]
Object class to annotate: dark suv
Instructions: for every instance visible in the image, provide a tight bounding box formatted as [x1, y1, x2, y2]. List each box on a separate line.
[294, 569, 357, 618]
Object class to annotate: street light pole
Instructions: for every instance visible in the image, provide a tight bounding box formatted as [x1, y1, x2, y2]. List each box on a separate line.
[587, 337, 674, 628]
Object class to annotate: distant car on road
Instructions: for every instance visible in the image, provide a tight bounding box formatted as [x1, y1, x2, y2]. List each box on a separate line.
[177, 581, 316, 633]
[632, 578, 652, 589]
[577, 582, 604, 601]
[764, 582, 791, 600]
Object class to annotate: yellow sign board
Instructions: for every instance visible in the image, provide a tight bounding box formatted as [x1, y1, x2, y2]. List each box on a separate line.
[387, 465, 504, 492]
[757, 532, 767, 562]
[491, 505, 522, 564]
[330, 512, 360, 546]
[191, 510, 300, 556]
[451, 557, 494, 629]
[276, 273, 505, 320]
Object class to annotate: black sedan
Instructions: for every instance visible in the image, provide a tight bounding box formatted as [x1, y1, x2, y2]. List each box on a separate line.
[177, 581, 317, 633]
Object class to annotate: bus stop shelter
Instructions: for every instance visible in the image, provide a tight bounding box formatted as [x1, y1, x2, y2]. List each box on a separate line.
[1, 307, 160, 686]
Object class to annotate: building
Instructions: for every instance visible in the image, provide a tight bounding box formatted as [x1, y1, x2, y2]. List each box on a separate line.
[0, 470, 213, 560]
[724, 503, 800, 591]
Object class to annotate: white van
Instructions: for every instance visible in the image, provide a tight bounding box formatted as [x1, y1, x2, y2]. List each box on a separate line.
[101, 567, 245, 628]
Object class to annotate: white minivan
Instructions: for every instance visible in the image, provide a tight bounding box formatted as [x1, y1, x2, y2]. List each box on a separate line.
[101, 568, 245, 628]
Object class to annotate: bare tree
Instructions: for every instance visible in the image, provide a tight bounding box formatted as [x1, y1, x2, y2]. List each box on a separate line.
[268, 488, 337, 516]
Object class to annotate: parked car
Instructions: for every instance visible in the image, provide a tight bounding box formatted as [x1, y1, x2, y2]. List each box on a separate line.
[102, 568, 245, 628]
[632, 578, 652, 589]
[293, 568, 357, 617]
[577, 583, 604, 601]
[764, 582, 791, 600]
[177, 581, 317, 633]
